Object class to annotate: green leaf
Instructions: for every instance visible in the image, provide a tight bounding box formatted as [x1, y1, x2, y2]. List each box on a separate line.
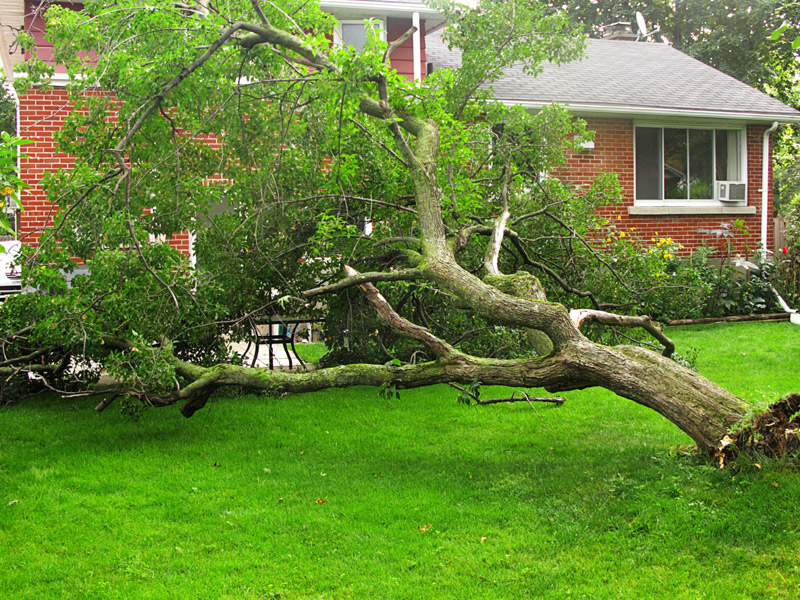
[770, 22, 789, 40]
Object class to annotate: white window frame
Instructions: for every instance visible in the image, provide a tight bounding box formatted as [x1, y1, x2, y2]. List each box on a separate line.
[333, 19, 386, 52]
[633, 123, 747, 208]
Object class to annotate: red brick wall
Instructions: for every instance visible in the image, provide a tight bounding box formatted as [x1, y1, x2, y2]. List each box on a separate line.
[17, 87, 192, 255]
[18, 87, 72, 247]
[557, 118, 773, 255]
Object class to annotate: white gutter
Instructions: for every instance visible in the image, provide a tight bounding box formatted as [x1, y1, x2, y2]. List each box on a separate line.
[412, 11, 421, 82]
[506, 100, 800, 124]
[762, 121, 779, 259]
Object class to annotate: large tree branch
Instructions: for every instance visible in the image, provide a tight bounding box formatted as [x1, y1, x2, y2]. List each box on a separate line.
[84, 334, 750, 454]
[383, 26, 416, 65]
[237, 22, 334, 71]
[569, 309, 675, 358]
[343, 265, 456, 358]
[302, 267, 423, 299]
[484, 168, 512, 276]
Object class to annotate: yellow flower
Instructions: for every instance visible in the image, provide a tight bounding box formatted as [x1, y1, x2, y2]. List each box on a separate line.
[664, 253, 673, 259]
[619, 231, 626, 238]
[630, 227, 636, 231]
[606, 237, 612, 243]
[617, 215, 622, 220]
[651, 238, 656, 243]
[1, 186, 13, 196]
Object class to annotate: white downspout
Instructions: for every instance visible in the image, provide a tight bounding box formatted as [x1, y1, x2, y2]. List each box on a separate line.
[761, 121, 779, 259]
[760, 121, 799, 323]
[412, 12, 421, 82]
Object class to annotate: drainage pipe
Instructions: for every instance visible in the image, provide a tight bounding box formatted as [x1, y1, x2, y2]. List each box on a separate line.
[760, 122, 799, 324]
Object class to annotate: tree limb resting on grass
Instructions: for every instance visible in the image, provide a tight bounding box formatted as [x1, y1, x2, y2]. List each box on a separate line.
[476, 394, 565, 406]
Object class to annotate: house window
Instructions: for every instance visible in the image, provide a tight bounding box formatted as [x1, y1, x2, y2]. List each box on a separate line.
[635, 127, 745, 204]
[334, 20, 386, 53]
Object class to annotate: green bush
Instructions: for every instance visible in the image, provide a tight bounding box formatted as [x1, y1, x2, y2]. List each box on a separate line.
[575, 221, 782, 321]
[775, 202, 800, 306]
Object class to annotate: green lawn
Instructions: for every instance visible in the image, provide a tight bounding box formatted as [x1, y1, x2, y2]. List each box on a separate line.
[293, 342, 327, 365]
[1, 322, 798, 599]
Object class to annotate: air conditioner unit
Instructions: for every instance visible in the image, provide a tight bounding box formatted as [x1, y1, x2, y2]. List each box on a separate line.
[717, 181, 746, 202]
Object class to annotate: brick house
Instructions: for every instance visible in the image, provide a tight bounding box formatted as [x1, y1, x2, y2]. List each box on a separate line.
[427, 28, 800, 254]
[3, 1, 800, 257]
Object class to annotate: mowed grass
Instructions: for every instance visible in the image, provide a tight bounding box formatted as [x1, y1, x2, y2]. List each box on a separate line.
[1, 322, 799, 599]
[293, 342, 328, 365]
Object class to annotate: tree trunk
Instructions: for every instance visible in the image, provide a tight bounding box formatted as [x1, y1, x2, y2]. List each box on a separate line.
[551, 341, 749, 454]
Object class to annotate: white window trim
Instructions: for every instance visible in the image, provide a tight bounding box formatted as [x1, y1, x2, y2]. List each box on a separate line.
[333, 18, 387, 50]
[633, 123, 748, 208]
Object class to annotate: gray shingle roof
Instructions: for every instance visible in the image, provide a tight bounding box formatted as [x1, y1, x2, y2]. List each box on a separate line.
[425, 31, 800, 122]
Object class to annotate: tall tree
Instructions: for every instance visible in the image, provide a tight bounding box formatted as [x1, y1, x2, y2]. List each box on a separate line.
[5, 0, 797, 462]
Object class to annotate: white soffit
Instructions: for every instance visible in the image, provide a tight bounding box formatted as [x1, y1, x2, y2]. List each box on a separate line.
[320, 0, 443, 22]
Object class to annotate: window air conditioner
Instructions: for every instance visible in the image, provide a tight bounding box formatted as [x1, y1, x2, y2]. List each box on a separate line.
[717, 181, 746, 202]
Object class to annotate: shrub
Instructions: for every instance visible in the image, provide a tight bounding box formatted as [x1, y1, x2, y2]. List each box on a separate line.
[775, 202, 800, 306]
[577, 221, 782, 321]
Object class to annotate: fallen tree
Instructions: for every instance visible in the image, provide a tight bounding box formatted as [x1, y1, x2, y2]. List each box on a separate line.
[5, 0, 796, 461]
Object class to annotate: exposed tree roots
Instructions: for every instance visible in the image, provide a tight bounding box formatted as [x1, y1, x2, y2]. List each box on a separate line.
[717, 394, 800, 467]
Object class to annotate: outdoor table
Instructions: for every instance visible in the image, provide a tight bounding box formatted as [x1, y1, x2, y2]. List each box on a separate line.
[250, 317, 324, 370]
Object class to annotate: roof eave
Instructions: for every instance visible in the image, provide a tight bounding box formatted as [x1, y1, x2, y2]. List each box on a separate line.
[320, 0, 443, 21]
[505, 100, 800, 124]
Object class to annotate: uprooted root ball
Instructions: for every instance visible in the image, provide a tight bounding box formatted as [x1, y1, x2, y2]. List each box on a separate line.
[718, 394, 800, 466]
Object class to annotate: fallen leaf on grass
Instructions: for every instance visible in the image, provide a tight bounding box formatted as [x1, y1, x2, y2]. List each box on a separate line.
[480, 537, 487, 543]
[315, 498, 327, 504]
[773, 481, 779, 488]
[418, 524, 432, 534]
[7, 499, 18, 506]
